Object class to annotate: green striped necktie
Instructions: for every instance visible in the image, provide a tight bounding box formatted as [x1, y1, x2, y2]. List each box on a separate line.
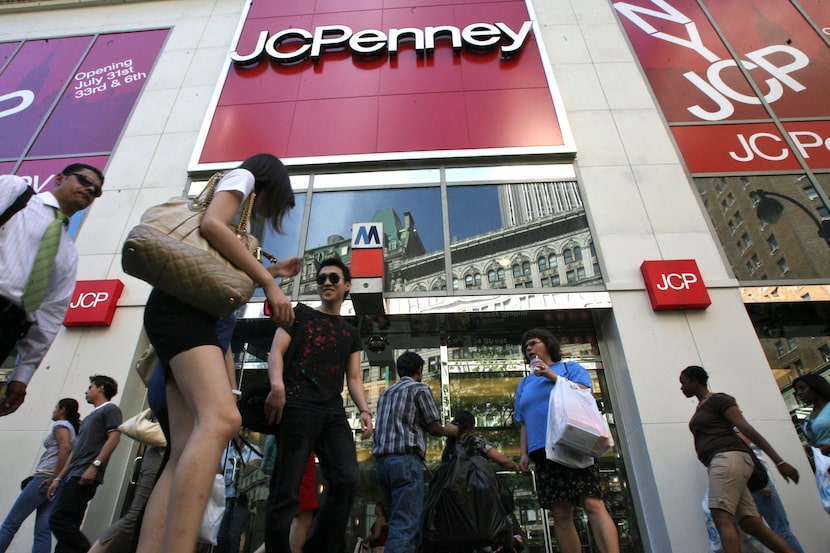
[22, 208, 68, 313]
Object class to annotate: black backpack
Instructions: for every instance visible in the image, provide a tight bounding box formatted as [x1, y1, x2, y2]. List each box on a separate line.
[421, 435, 513, 552]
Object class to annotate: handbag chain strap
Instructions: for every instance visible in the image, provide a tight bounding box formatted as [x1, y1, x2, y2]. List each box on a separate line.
[194, 171, 278, 264]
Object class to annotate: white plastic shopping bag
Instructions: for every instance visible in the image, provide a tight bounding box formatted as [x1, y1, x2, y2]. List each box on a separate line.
[545, 376, 614, 459]
[811, 446, 830, 515]
[198, 473, 227, 544]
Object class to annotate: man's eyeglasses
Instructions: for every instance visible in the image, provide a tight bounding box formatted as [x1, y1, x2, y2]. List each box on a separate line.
[69, 173, 103, 197]
[524, 339, 543, 351]
[316, 272, 342, 285]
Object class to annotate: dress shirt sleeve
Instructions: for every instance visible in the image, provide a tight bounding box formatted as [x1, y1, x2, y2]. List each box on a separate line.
[10, 242, 78, 385]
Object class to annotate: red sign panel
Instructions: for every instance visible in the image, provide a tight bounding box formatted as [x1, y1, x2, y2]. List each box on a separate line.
[640, 260, 711, 311]
[63, 280, 125, 327]
[197, 0, 568, 166]
[613, 0, 830, 173]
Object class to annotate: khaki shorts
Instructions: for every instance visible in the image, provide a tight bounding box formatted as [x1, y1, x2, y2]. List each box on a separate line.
[707, 451, 760, 520]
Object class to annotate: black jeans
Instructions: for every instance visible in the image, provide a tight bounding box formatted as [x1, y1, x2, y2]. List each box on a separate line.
[49, 477, 98, 553]
[264, 406, 359, 553]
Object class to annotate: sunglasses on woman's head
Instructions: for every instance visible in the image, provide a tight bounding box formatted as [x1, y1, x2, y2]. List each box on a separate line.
[316, 272, 342, 285]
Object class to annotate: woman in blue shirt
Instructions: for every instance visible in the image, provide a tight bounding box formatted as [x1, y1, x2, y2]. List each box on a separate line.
[514, 328, 619, 553]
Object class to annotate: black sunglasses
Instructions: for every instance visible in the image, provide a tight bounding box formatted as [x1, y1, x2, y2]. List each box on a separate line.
[68, 173, 103, 197]
[316, 272, 342, 285]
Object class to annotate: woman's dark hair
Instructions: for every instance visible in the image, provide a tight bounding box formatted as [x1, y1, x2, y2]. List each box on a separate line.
[681, 365, 709, 386]
[793, 373, 830, 403]
[451, 410, 475, 435]
[58, 398, 81, 433]
[519, 328, 562, 363]
[240, 153, 294, 233]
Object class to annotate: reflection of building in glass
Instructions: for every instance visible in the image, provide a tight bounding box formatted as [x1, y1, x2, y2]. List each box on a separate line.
[696, 175, 830, 280]
[498, 180, 583, 225]
[297, 181, 600, 294]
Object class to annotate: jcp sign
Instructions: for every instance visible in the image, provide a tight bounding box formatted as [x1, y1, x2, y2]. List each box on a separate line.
[640, 260, 711, 311]
[231, 21, 533, 65]
[63, 280, 124, 327]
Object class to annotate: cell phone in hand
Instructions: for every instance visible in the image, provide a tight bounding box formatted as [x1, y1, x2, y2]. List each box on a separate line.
[264, 300, 273, 317]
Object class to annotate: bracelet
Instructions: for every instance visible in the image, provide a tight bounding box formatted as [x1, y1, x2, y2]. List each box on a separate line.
[53, 477, 62, 482]
[231, 389, 242, 397]
[360, 409, 372, 416]
[775, 460, 786, 467]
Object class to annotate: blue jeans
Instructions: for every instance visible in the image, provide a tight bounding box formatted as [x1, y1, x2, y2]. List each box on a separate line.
[376, 454, 425, 553]
[752, 479, 805, 553]
[216, 497, 250, 553]
[265, 406, 359, 553]
[0, 477, 58, 553]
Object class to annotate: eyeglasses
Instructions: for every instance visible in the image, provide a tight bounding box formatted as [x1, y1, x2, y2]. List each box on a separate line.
[524, 339, 543, 351]
[316, 272, 342, 285]
[69, 173, 103, 197]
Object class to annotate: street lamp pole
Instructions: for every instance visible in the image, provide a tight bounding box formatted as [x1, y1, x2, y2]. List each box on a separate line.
[752, 189, 830, 249]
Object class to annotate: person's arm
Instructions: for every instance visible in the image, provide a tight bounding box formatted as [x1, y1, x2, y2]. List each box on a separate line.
[264, 327, 291, 425]
[486, 446, 520, 472]
[724, 405, 799, 483]
[530, 360, 589, 389]
[200, 189, 293, 326]
[346, 351, 373, 439]
[1, 263, 76, 416]
[518, 424, 531, 473]
[44, 425, 73, 490]
[47, 450, 72, 500]
[79, 429, 121, 485]
[425, 420, 458, 437]
[266, 257, 302, 279]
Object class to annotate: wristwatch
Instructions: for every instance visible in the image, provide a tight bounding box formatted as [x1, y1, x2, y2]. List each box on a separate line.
[92, 459, 102, 467]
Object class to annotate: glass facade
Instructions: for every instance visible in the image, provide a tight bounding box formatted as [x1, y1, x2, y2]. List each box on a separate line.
[224, 309, 643, 553]
[235, 164, 602, 300]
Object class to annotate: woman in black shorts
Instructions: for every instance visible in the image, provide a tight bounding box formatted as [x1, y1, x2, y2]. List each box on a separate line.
[136, 153, 298, 553]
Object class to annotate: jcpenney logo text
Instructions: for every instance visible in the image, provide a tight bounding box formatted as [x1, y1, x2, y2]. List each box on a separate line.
[614, 0, 809, 122]
[231, 21, 533, 65]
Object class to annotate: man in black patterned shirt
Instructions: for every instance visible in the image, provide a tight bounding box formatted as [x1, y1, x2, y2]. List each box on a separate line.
[263, 257, 372, 553]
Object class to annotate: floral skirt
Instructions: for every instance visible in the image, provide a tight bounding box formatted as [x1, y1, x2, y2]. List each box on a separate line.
[529, 449, 603, 507]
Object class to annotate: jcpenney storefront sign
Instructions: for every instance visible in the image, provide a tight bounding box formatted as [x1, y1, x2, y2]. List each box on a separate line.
[231, 21, 533, 65]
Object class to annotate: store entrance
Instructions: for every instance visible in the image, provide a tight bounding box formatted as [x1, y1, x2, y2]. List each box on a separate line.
[227, 308, 643, 553]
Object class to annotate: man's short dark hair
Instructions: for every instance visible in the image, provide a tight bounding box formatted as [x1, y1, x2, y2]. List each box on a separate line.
[396, 351, 424, 378]
[89, 375, 118, 400]
[318, 257, 351, 282]
[62, 163, 104, 185]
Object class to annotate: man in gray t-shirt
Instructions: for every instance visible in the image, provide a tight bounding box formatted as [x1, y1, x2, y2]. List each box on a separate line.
[48, 375, 122, 553]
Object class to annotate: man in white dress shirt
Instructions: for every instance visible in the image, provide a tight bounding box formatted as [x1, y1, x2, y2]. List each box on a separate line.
[0, 164, 104, 416]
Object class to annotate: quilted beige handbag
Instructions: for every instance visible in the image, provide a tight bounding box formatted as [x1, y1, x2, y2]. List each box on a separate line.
[122, 172, 274, 319]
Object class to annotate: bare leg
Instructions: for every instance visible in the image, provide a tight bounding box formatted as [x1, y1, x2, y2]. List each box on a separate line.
[738, 516, 795, 553]
[711, 508, 742, 553]
[289, 510, 313, 553]
[140, 346, 240, 553]
[550, 503, 582, 553]
[582, 497, 620, 553]
[135, 381, 192, 553]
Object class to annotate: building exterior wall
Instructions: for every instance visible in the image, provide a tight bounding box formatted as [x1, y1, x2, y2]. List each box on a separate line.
[1, 1, 828, 552]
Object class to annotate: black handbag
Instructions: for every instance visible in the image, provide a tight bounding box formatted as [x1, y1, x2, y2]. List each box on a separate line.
[746, 450, 769, 492]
